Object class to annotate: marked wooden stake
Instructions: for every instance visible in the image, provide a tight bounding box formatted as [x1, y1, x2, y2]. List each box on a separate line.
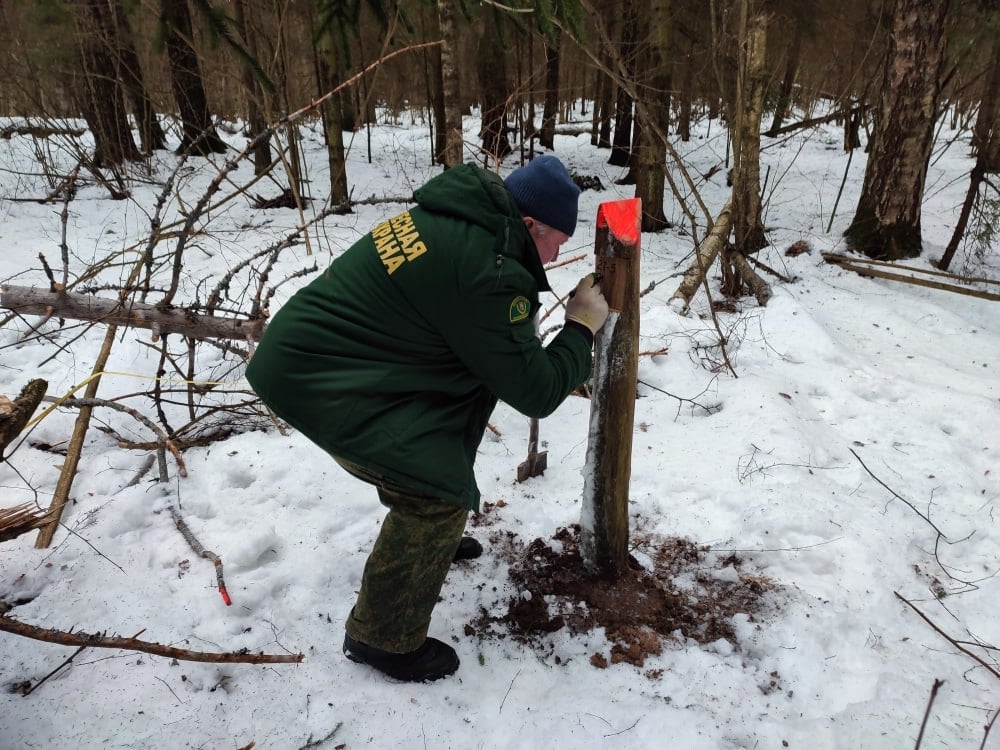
[580, 199, 641, 576]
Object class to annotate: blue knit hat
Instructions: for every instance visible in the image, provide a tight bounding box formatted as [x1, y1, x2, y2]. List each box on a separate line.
[504, 156, 581, 236]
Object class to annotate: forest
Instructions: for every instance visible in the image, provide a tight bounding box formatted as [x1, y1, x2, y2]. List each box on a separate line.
[2, 0, 998, 264]
[0, 2, 999, 747]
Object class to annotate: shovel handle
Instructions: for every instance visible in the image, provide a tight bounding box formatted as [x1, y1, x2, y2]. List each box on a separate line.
[527, 417, 539, 453]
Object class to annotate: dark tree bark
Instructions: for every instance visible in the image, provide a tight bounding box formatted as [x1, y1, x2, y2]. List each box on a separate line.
[939, 25, 1000, 270]
[844, 0, 952, 260]
[970, 28, 1000, 173]
[109, 3, 166, 154]
[75, 0, 141, 168]
[161, 0, 227, 156]
[314, 20, 350, 205]
[538, 28, 561, 150]
[477, 10, 512, 162]
[437, 0, 464, 167]
[609, 0, 639, 167]
[234, 0, 272, 175]
[634, 0, 671, 232]
[430, 33, 448, 164]
[765, 27, 802, 137]
[729, 6, 768, 258]
[676, 36, 694, 142]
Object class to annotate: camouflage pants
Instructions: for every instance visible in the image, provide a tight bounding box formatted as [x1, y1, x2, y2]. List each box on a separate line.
[334, 457, 468, 653]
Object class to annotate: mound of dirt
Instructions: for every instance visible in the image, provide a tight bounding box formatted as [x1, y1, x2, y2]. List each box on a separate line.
[466, 525, 775, 669]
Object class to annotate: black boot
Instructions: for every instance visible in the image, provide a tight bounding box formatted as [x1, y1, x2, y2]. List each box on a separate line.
[453, 536, 483, 561]
[343, 633, 459, 682]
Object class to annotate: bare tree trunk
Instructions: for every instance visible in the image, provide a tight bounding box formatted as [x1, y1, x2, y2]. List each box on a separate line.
[939, 25, 1000, 270]
[437, 0, 465, 168]
[234, 0, 273, 175]
[676, 36, 694, 142]
[109, 3, 166, 154]
[75, 0, 141, 168]
[539, 28, 561, 150]
[608, 0, 639, 168]
[593, 43, 614, 149]
[844, 0, 951, 260]
[729, 5, 767, 258]
[314, 20, 350, 205]
[161, 0, 227, 156]
[477, 9, 512, 163]
[634, 0, 671, 232]
[765, 27, 801, 137]
[970, 27, 1000, 173]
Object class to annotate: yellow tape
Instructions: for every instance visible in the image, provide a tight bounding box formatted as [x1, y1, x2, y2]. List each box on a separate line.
[24, 370, 247, 430]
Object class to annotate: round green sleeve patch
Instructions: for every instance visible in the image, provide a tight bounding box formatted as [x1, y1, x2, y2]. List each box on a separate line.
[508, 296, 530, 323]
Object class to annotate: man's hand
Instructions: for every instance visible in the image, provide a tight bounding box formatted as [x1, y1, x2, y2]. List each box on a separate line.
[565, 274, 610, 334]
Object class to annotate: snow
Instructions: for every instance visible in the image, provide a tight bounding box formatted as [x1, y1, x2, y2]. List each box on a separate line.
[1, 110, 999, 750]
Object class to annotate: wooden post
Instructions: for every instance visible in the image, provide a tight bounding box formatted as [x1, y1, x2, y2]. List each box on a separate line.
[580, 198, 641, 576]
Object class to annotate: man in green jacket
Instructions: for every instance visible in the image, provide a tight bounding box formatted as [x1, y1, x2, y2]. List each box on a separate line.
[246, 155, 608, 682]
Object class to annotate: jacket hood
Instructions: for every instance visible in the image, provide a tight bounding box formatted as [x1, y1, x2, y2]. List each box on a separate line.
[412, 164, 551, 291]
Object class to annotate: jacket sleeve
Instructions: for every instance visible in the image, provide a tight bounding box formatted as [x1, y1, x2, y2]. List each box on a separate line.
[415, 265, 593, 419]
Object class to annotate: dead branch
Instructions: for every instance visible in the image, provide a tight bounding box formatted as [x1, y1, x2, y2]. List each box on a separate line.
[823, 253, 1000, 287]
[169, 506, 231, 606]
[981, 705, 1000, 750]
[0, 614, 302, 663]
[894, 592, 1000, 681]
[35, 326, 117, 548]
[669, 197, 733, 313]
[0, 122, 86, 140]
[1, 286, 266, 342]
[0, 379, 48, 459]
[544, 252, 588, 271]
[23, 645, 88, 696]
[850, 448, 947, 538]
[768, 106, 866, 137]
[0, 503, 53, 543]
[822, 254, 1000, 302]
[729, 251, 773, 306]
[47, 396, 183, 480]
[914, 679, 945, 749]
[746, 254, 793, 283]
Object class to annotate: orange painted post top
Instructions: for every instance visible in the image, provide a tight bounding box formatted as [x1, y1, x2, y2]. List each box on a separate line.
[596, 198, 642, 247]
[594, 198, 641, 312]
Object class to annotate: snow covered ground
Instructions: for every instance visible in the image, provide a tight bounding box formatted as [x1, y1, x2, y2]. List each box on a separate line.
[1, 109, 998, 749]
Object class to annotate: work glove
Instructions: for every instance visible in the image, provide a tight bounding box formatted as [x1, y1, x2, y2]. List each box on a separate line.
[565, 274, 610, 334]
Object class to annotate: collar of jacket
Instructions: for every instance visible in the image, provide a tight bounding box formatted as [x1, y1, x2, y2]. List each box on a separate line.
[413, 164, 553, 293]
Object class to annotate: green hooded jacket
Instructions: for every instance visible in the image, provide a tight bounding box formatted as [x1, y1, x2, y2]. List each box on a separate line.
[245, 164, 593, 510]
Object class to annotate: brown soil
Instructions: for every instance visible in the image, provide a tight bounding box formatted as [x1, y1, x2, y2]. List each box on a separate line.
[465, 525, 775, 669]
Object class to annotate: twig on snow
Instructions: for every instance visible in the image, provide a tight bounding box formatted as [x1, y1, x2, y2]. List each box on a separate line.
[894, 592, 1000, 681]
[980, 705, 1000, 750]
[499, 669, 520, 714]
[169, 506, 232, 606]
[914, 678, 945, 749]
[22, 645, 88, 696]
[849, 448, 947, 539]
[298, 723, 343, 749]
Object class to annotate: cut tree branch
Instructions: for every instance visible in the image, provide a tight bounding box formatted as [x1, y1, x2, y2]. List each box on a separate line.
[669, 197, 733, 313]
[1, 285, 265, 342]
[0, 614, 302, 664]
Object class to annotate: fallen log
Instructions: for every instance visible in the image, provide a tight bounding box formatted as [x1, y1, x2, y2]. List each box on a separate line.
[1, 285, 265, 342]
[669, 197, 733, 313]
[822, 254, 1000, 302]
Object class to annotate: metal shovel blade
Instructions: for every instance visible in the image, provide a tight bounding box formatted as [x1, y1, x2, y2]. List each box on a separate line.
[516, 417, 547, 481]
